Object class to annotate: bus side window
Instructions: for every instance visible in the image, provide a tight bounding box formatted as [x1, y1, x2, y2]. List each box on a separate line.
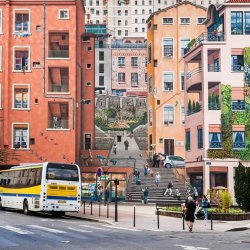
[0, 178, 3, 185]
[3, 179, 7, 186]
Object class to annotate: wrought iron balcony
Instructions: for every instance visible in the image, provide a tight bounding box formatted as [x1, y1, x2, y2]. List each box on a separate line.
[233, 142, 246, 149]
[209, 141, 222, 148]
[232, 101, 245, 110]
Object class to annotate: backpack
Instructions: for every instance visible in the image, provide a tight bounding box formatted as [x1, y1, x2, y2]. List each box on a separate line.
[207, 202, 211, 208]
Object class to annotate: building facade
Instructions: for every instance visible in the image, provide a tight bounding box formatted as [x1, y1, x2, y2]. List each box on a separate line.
[111, 37, 147, 96]
[147, 1, 206, 159]
[184, 1, 250, 198]
[0, 0, 95, 168]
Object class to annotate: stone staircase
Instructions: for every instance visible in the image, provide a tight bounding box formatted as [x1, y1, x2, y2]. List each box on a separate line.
[126, 168, 186, 204]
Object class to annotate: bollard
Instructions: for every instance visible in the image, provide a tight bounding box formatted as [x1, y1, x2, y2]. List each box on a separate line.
[99, 201, 101, 217]
[157, 207, 160, 229]
[133, 205, 136, 227]
[210, 212, 213, 230]
[182, 210, 185, 230]
[107, 202, 109, 218]
[90, 201, 93, 216]
[83, 200, 85, 214]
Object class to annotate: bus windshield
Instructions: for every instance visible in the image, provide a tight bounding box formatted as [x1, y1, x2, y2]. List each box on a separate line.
[46, 163, 79, 181]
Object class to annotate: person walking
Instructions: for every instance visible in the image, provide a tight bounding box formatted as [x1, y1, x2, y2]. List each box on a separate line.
[201, 195, 209, 220]
[156, 154, 161, 168]
[144, 162, 149, 176]
[185, 196, 196, 232]
[143, 187, 149, 204]
[124, 139, 129, 151]
[113, 142, 117, 154]
[155, 172, 161, 187]
[194, 199, 201, 219]
[192, 187, 198, 201]
[152, 153, 157, 168]
[164, 181, 173, 196]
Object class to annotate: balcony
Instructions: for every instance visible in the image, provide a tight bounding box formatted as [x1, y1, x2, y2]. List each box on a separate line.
[48, 67, 69, 93]
[48, 119, 69, 129]
[184, 32, 225, 55]
[233, 142, 246, 149]
[187, 100, 202, 116]
[208, 94, 220, 110]
[48, 83, 69, 92]
[49, 32, 69, 58]
[231, 64, 245, 72]
[48, 50, 69, 58]
[186, 67, 202, 91]
[85, 24, 108, 36]
[209, 141, 222, 149]
[232, 100, 245, 111]
[48, 102, 69, 129]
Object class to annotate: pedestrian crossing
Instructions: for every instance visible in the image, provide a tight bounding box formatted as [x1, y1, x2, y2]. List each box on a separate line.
[0, 223, 144, 249]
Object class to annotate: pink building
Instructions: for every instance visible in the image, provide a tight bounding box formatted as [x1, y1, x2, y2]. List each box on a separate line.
[111, 38, 147, 97]
[184, 0, 250, 200]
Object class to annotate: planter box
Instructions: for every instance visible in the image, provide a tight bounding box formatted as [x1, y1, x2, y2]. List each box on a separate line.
[157, 210, 250, 221]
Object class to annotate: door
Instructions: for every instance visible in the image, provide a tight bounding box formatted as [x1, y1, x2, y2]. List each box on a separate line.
[164, 139, 174, 155]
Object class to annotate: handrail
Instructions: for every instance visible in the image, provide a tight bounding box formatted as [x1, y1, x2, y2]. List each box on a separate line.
[186, 67, 202, 79]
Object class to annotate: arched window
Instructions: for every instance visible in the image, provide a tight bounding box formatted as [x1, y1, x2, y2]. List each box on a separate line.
[135, 18, 138, 23]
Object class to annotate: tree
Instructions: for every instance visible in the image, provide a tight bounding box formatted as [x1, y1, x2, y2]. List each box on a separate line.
[0, 148, 19, 164]
[234, 162, 250, 212]
[188, 100, 192, 114]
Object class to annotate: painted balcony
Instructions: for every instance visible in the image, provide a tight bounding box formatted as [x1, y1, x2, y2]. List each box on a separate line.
[186, 67, 202, 91]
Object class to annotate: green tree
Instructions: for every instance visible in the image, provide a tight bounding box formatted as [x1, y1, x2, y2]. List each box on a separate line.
[234, 162, 250, 212]
[188, 100, 192, 114]
[192, 100, 196, 113]
[104, 108, 116, 124]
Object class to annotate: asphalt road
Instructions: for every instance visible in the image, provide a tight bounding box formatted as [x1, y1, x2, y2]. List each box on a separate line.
[0, 209, 249, 250]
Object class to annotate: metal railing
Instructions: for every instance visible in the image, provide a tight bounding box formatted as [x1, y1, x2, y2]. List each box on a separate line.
[48, 50, 69, 58]
[208, 102, 221, 110]
[48, 119, 69, 129]
[233, 142, 246, 149]
[232, 102, 245, 110]
[186, 67, 202, 79]
[209, 141, 222, 148]
[231, 65, 245, 72]
[184, 32, 225, 55]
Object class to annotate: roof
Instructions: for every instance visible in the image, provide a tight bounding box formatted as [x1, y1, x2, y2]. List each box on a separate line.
[226, 0, 250, 2]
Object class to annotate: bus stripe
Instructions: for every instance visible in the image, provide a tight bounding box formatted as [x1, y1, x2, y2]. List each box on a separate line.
[47, 196, 77, 200]
[0, 193, 40, 197]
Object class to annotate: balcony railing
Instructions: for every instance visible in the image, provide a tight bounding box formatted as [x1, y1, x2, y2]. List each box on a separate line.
[187, 105, 202, 116]
[48, 83, 69, 92]
[233, 142, 246, 149]
[208, 102, 220, 110]
[48, 50, 69, 58]
[232, 101, 245, 110]
[48, 119, 69, 129]
[208, 64, 220, 72]
[231, 65, 245, 72]
[209, 141, 222, 148]
[187, 67, 202, 79]
[184, 32, 225, 55]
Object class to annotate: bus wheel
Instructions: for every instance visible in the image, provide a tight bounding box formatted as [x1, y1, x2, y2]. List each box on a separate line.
[23, 200, 29, 215]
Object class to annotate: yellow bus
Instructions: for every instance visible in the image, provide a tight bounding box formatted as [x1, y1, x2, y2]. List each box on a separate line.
[0, 162, 81, 216]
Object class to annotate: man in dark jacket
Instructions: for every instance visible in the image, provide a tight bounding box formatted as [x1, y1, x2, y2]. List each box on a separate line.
[143, 187, 149, 204]
[185, 196, 196, 232]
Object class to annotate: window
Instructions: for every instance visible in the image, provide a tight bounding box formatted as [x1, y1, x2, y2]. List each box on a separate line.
[82, 36, 90, 42]
[232, 100, 245, 110]
[131, 73, 138, 86]
[162, 18, 173, 24]
[180, 17, 190, 25]
[99, 63, 104, 73]
[231, 11, 243, 34]
[0, 9, 2, 33]
[96, 0, 100, 6]
[197, 128, 203, 149]
[14, 10, 30, 33]
[131, 57, 138, 67]
[142, 19, 145, 23]
[125, 10, 128, 16]
[245, 12, 250, 34]
[233, 131, 245, 148]
[135, 10, 138, 15]
[231, 55, 244, 71]
[135, 18, 138, 24]
[12, 123, 29, 149]
[142, 27, 145, 32]
[99, 51, 104, 61]
[142, 9, 145, 14]
[185, 131, 190, 150]
[149, 9, 152, 14]
[148, 44, 152, 63]
[209, 132, 222, 148]
[125, 20, 128, 26]
[118, 10, 121, 16]
[13, 47, 30, 71]
[118, 20, 121, 26]
[87, 64, 91, 69]
[163, 106, 174, 124]
[135, 27, 138, 32]
[181, 105, 185, 124]
[99, 76, 104, 86]
[148, 75, 152, 93]
[135, 0, 138, 5]
[125, 30, 128, 36]
[96, 10, 100, 15]
[164, 139, 174, 155]
[90, 9, 94, 14]
[118, 30, 122, 36]
[149, 109, 152, 126]
[13, 85, 30, 109]
[180, 38, 190, 57]
[118, 57, 125, 66]
[96, 20, 99, 24]
[163, 38, 173, 57]
[197, 18, 206, 25]
[163, 72, 173, 91]
[180, 72, 184, 91]
[84, 134, 92, 150]
[118, 73, 125, 82]
[58, 9, 69, 19]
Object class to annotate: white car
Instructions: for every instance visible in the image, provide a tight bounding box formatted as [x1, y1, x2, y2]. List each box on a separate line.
[161, 155, 185, 168]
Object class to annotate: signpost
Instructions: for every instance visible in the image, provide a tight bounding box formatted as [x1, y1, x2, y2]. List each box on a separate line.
[114, 178, 119, 222]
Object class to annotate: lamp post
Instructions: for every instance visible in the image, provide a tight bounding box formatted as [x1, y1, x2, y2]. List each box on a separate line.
[114, 178, 119, 222]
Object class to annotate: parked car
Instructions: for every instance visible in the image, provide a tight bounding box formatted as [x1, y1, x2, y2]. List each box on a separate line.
[160, 154, 185, 168]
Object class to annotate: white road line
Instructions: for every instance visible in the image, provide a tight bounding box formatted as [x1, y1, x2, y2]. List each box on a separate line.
[67, 227, 92, 233]
[27, 225, 66, 234]
[102, 225, 141, 232]
[80, 225, 117, 232]
[175, 245, 210, 250]
[57, 220, 77, 224]
[0, 225, 34, 235]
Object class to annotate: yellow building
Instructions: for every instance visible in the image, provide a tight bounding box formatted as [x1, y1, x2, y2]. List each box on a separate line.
[147, 1, 206, 158]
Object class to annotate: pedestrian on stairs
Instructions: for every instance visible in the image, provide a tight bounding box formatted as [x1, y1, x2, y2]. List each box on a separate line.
[164, 181, 173, 196]
[124, 139, 129, 151]
[143, 187, 149, 204]
[144, 162, 149, 176]
[155, 172, 161, 187]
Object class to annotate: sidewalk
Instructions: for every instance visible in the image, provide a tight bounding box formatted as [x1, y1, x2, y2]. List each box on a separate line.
[66, 202, 250, 233]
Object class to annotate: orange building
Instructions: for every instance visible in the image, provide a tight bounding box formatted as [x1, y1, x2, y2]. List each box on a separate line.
[146, 1, 206, 158]
[0, 0, 96, 168]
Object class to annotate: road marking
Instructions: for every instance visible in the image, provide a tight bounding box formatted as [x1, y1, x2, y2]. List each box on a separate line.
[57, 220, 77, 224]
[175, 245, 210, 250]
[80, 225, 117, 232]
[0, 225, 34, 235]
[40, 219, 55, 222]
[67, 227, 92, 233]
[102, 225, 141, 232]
[27, 225, 66, 234]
